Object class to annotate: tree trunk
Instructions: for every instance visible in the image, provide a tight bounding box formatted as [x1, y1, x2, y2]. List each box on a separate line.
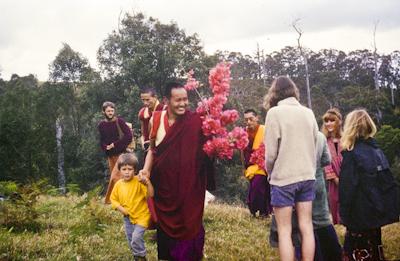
[292, 19, 312, 109]
[304, 56, 312, 109]
[373, 21, 380, 91]
[391, 84, 395, 106]
[56, 117, 66, 194]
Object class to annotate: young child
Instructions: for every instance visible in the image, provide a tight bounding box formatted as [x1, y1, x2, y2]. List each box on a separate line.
[110, 153, 154, 261]
[339, 109, 399, 261]
[264, 76, 318, 261]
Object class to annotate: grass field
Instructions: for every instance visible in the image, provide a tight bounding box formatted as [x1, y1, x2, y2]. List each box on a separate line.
[1, 195, 399, 260]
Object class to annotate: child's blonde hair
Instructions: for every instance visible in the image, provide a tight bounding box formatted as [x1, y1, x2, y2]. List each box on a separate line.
[321, 108, 342, 139]
[341, 109, 377, 151]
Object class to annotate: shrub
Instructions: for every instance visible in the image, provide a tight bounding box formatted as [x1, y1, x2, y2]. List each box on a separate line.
[0, 182, 42, 231]
[69, 186, 115, 241]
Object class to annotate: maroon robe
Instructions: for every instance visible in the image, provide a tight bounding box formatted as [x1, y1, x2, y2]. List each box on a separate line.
[324, 137, 342, 225]
[243, 125, 272, 216]
[150, 110, 214, 240]
[138, 103, 165, 142]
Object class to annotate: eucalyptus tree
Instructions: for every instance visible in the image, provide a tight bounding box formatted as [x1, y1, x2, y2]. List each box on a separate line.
[49, 43, 98, 193]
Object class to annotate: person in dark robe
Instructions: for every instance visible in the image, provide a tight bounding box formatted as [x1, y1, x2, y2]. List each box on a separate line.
[139, 82, 214, 261]
[138, 88, 165, 151]
[98, 101, 132, 204]
[241, 109, 272, 218]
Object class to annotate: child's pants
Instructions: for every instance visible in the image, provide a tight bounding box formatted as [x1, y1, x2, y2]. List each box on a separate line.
[124, 216, 146, 257]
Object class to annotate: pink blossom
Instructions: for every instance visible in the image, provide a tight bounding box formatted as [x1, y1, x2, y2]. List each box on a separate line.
[249, 143, 266, 169]
[202, 118, 224, 136]
[208, 63, 231, 96]
[202, 117, 221, 136]
[195, 95, 227, 117]
[184, 69, 200, 91]
[228, 127, 249, 150]
[188, 62, 246, 160]
[220, 110, 239, 126]
[208, 95, 226, 117]
[203, 137, 234, 159]
[196, 98, 211, 116]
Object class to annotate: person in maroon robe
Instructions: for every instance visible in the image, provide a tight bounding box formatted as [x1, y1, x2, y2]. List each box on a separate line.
[138, 88, 165, 151]
[321, 108, 343, 225]
[139, 82, 214, 261]
[98, 101, 132, 204]
[241, 109, 272, 218]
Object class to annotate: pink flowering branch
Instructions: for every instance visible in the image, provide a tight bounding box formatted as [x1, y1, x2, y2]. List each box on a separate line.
[184, 62, 249, 160]
[249, 143, 266, 169]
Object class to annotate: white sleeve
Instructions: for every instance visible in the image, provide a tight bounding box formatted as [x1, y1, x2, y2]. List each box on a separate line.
[264, 111, 280, 174]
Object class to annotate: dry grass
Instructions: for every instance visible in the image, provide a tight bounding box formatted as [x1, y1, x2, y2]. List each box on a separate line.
[1, 195, 399, 260]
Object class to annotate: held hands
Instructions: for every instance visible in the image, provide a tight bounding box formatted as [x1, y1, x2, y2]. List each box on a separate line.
[138, 169, 150, 179]
[137, 170, 150, 185]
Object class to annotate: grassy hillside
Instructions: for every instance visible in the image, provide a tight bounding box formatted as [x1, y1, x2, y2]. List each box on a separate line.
[1, 195, 399, 260]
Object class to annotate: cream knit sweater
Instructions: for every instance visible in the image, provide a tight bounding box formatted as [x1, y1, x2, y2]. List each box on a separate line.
[264, 97, 318, 186]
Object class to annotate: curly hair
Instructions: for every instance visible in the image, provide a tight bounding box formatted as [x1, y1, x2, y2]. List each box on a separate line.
[263, 76, 300, 111]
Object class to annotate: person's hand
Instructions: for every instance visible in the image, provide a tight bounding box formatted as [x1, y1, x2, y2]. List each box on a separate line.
[139, 169, 150, 179]
[106, 143, 115, 150]
[137, 174, 149, 185]
[333, 177, 339, 186]
[117, 206, 129, 216]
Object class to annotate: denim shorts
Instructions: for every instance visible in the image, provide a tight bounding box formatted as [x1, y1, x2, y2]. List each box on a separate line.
[271, 180, 315, 207]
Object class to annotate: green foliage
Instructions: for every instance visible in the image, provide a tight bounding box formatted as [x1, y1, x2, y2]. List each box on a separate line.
[66, 183, 81, 195]
[0, 181, 46, 231]
[1, 10, 400, 206]
[97, 12, 209, 96]
[1, 195, 400, 260]
[376, 125, 400, 183]
[213, 153, 248, 204]
[0, 181, 18, 196]
[376, 125, 400, 164]
[70, 186, 114, 241]
[49, 43, 100, 83]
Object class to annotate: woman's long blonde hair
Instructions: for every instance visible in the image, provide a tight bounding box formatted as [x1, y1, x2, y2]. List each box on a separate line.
[263, 76, 300, 111]
[341, 109, 377, 151]
[321, 108, 342, 139]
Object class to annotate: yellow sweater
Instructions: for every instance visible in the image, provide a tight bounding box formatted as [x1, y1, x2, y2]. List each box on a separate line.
[110, 178, 151, 228]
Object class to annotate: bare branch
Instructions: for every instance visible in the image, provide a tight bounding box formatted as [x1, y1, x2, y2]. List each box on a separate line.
[373, 20, 380, 91]
[292, 18, 312, 109]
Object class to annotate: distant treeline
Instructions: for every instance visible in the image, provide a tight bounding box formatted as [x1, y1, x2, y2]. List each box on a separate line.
[0, 12, 399, 202]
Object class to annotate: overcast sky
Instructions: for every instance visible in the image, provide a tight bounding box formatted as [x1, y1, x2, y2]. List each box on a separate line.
[1, 0, 399, 81]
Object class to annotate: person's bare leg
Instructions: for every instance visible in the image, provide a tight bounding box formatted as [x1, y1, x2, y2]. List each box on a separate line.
[274, 206, 295, 261]
[295, 201, 315, 261]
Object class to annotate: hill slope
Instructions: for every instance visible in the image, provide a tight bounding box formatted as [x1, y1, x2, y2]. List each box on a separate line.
[1, 195, 399, 260]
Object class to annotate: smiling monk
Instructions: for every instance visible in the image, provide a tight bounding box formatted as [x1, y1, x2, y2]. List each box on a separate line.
[139, 81, 214, 261]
